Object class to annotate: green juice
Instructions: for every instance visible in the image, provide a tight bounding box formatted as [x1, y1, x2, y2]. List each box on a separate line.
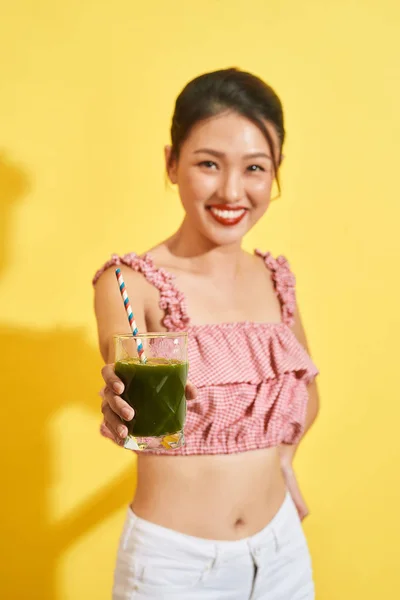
[114, 358, 188, 437]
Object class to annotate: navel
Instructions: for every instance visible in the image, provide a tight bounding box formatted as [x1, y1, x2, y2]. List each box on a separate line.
[234, 517, 246, 528]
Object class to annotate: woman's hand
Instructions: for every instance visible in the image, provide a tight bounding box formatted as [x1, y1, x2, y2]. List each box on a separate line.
[278, 445, 309, 521]
[99, 364, 132, 445]
[99, 364, 197, 445]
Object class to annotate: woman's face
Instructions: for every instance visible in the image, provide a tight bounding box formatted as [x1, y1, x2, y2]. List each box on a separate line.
[166, 111, 281, 247]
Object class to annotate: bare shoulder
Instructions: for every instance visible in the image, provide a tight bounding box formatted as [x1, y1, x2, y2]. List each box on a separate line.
[93, 263, 153, 362]
[244, 250, 266, 270]
[94, 262, 152, 295]
[93, 245, 169, 298]
[243, 250, 274, 284]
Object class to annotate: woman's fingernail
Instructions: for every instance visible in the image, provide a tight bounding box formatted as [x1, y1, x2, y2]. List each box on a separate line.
[113, 381, 123, 394]
[122, 408, 133, 420]
[118, 425, 127, 438]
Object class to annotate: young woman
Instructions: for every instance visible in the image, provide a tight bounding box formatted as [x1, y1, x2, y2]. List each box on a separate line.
[93, 68, 319, 600]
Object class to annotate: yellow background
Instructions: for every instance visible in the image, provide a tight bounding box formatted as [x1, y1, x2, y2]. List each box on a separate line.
[1, 1, 399, 598]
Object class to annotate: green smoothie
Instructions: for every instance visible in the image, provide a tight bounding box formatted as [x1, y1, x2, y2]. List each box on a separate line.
[114, 357, 188, 437]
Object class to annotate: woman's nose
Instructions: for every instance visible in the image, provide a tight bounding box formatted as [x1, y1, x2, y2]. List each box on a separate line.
[217, 171, 245, 204]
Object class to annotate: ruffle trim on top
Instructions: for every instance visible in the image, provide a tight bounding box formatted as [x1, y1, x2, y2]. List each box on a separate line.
[92, 253, 190, 332]
[187, 321, 318, 387]
[254, 250, 296, 328]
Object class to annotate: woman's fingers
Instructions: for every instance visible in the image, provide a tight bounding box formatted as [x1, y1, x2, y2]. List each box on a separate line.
[100, 364, 132, 446]
[101, 364, 124, 394]
[100, 421, 116, 441]
[103, 386, 134, 421]
[101, 402, 128, 442]
[185, 381, 197, 401]
[282, 466, 310, 521]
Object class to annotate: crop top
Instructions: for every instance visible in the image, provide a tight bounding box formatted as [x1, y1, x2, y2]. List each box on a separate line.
[93, 251, 318, 456]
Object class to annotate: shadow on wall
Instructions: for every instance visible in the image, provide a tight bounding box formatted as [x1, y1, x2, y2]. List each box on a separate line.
[0, 152, 31, 276]
[0, 155, 135, 599]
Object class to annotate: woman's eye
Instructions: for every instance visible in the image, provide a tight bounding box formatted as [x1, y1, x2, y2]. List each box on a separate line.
[199, 160, 218, 169]
[247, 164, 265, 172]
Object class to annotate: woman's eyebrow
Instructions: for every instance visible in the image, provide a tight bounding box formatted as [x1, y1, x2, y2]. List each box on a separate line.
[194, 148, 271, 160]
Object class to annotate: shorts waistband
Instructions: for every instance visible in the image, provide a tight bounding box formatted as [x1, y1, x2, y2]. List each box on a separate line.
[124, 491, 297, 560]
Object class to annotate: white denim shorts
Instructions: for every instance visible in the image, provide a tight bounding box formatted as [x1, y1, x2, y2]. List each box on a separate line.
[113, 492, 314, 599]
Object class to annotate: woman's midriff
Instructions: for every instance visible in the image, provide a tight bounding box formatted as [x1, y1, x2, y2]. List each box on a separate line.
[131, 447, 287, 540]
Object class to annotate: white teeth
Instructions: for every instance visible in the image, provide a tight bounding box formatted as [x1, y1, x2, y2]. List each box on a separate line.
[209, 207, 246, 219]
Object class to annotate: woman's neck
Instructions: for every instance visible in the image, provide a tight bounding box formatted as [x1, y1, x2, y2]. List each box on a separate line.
[165, 218, 246, 278]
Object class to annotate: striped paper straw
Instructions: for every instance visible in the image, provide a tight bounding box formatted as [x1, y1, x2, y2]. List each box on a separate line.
[115, 268, 147, 363]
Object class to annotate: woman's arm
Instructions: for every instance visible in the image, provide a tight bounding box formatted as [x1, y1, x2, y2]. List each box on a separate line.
[94, 265, 148, 363]
[94, 266, 148, 442]
[282, 304, 320, 462]
[279, 305, 320, 518]
[93, 265, 197, 444]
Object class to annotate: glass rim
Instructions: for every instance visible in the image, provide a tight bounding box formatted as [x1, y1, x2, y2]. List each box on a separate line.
[113, 332, 188, 340]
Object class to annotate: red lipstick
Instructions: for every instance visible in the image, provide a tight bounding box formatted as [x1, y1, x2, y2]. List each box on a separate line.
[207, 205, 248, 227]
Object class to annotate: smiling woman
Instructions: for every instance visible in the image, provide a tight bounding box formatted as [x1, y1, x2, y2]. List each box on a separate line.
[165, 111, 282, 246]
[194, 145, 273, 226]
[93, 68, 319, 600]
[164, 69, 284, 248]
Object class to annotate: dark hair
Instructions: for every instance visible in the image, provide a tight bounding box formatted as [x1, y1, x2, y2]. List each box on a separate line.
[169, 68, 285, 188]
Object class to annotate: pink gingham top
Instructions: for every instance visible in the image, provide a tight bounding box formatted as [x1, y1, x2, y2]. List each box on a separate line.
[93, 251, 318, 456]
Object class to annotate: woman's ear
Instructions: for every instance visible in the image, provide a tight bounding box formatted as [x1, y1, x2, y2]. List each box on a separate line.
[164, 145, 178, 184]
